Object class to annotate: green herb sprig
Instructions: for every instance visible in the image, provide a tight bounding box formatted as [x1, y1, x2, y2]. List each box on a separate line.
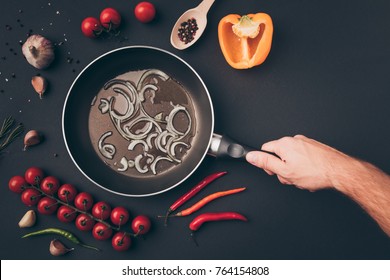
[0, 116, 24, 151]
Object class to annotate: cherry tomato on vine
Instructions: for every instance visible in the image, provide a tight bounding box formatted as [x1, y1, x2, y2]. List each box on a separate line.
[75, 213, 95, 231]
[24, 167, 44, 185]
[8, 175, 27, 193]
[111, 232, 131, 251]
[74, 192, 94, 211]
[57, 183, 78, 203]
[21, 188, 41, 206]
[100, 8, 121, 29]
[131, 215, 152, 236]
[134, 2, 156, 23]
[92, 222, 113, 240]
[40, 176, 60, 195]
[37, 197, 58, 215]
[57, 205, 77, 223]
[81, 17, 102, 38]
[92, 201, 112, 221]
[110, 206, 130, 226]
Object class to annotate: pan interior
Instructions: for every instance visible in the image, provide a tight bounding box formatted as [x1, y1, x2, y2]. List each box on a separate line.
[88, 69, 197, 178]
[63, 46, 213, 196]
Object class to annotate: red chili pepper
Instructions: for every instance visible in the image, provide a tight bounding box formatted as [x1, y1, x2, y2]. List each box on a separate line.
[173, 187, 246, 217]
[189, 212, 248, 232]
[163, 171, 227, 225]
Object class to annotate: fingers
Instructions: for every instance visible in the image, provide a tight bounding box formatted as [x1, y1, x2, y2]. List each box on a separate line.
[277, 175, 291, 185]
[261, 139, 281, 154]
[246, 151, 285, 174]
[262, 136, 296, 154]
[293, 134, 308, 140]
[264, 169, 275, 176]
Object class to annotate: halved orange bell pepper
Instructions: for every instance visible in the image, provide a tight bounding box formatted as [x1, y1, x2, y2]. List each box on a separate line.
[218, 13, 273, 69]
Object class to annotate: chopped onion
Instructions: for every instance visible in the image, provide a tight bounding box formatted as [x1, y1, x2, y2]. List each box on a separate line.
[98, 131, 115, 159]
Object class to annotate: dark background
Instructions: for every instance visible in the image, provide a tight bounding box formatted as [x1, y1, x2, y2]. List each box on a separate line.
[1, 0, 390, 260]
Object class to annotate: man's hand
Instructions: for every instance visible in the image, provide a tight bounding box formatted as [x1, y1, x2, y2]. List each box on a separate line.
[246, 134, 390, 237]
[246, 135, 349, 191]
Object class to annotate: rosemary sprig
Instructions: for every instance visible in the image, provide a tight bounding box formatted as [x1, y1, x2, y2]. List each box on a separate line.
[0, 116, 14, 139]
[0, 116, 24, 151]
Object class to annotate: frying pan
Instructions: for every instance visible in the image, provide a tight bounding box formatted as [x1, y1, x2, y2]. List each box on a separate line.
[62, 46, 255, 197]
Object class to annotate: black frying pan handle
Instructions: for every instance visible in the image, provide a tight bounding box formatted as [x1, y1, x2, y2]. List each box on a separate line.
[208, 134, 278, 161]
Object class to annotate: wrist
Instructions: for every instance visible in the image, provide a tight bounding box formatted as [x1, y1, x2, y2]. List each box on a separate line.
[330, 155, 389, 195]
[328, 154, 364, 193]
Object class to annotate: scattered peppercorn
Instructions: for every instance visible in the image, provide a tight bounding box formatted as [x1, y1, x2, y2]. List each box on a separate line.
[177, 18, 199, 44]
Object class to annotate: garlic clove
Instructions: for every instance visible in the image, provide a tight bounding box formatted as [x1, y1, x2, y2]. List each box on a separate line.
[49, 239, 74, 256]
[23, 130, 42, 151]
[22, 34, 55, 70]
[31, 76, 48, 99]
[18, 210, 36, 228]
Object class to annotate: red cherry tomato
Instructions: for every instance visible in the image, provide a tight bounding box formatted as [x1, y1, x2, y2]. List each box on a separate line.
[134, 2, 156, 23]
[110, 206, 130, 226]
[100, 8, 121, 29]
[81, 17, 102, 38]
[75, 213, 95, 231]
[57, 184, 78, 203]
[8, 175, 28, 193]
[74, 192, 94, 211]
[111, 232, 131, 251]
[131, 215, 151, 236]
[92, 201, 112, 220]
[24, 167, 44, 185]
[37, 197, 58, 215]
[92, 222, 113, 240]
[57, 205, 77, 223]
[40, 176, 60, 195]
[21, 188, 41, 206]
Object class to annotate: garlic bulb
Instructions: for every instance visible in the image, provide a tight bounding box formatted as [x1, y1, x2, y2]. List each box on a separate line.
[18, 210, 36, 228]
[22, 35, 55, 69]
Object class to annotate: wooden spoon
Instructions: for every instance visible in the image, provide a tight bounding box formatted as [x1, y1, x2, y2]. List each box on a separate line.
[170, 0, 215, 50]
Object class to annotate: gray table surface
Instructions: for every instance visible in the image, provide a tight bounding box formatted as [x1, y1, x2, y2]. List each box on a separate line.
[1, 0, 390, 260]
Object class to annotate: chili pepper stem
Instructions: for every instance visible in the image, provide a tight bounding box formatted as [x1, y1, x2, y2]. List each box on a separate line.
[157, 213, 180, 218]
[163, 209, 173, 227]
[190, 232, 199, 247]
[79, 243, 101, 251]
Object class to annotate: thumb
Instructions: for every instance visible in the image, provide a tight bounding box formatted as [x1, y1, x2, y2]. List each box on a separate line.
[246, 151, 284, 174]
